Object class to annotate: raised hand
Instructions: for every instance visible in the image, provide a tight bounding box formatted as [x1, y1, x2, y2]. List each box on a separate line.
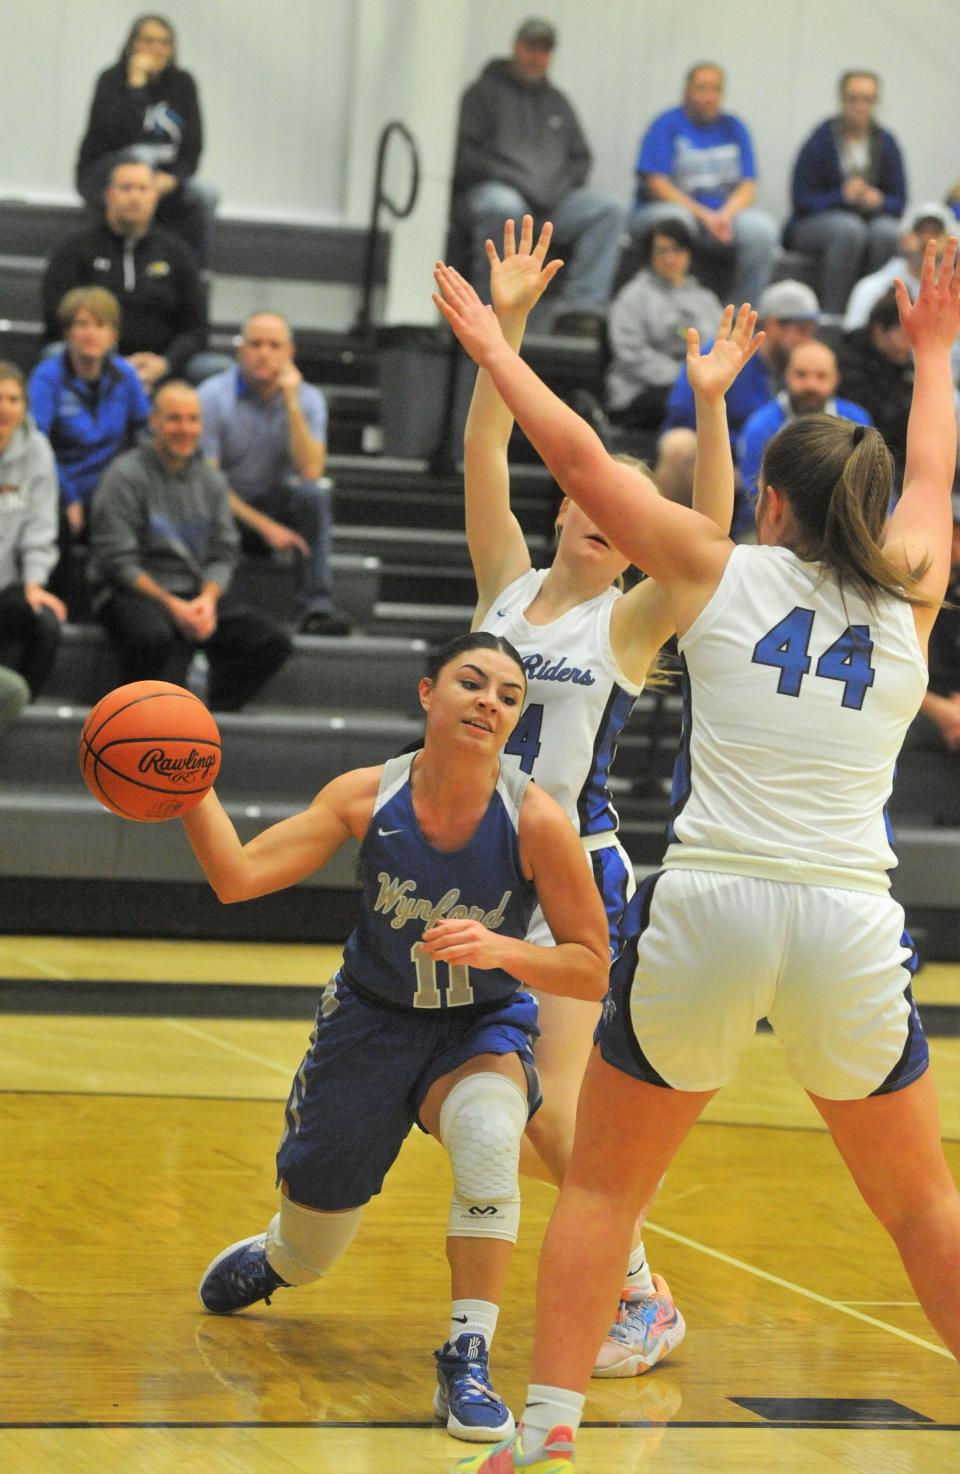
[488, 214, 564, 320]
[433, 262, 507, 365]
[895, 236, 960, 352]
[686, 302, 764, 404]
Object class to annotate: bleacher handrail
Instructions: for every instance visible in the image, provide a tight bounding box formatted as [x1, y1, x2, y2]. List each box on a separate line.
[354, 120, 420, 339]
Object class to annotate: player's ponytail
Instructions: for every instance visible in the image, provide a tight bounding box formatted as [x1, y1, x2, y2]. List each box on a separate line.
[760, 414, 932, 609]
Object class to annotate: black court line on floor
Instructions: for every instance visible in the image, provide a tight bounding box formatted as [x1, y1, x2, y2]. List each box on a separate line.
[1, 1419, 956, 1431]
[0, 979, 319, 1019]
[731, 1396, 933, 1423]
[2, 978, 958, 1035]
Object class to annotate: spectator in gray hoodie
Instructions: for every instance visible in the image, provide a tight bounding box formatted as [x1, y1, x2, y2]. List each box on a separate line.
[88, 380, 291, 710]
[0, 363, 66, 701]
[606, 220, 725, 429]
[451, 17, 623, 332]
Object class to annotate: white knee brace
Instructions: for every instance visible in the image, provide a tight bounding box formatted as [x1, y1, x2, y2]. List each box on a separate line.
[265, 1194, 362, 1286]
[439, 1072, 528, 1244]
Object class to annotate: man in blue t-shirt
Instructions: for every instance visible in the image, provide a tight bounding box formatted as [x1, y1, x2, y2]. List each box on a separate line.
[198, 312, 349, 635]
[632, 62, 777, 310]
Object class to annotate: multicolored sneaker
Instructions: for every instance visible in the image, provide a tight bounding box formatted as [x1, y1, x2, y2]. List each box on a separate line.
[450, 1424, 575, 1471]
[198, 1235, 289, 1314]
[592, 1272, 685, 1378]
[433, 1332, 515, 1442]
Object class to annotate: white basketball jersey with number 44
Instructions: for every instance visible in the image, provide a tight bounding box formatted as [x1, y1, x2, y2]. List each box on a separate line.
[668, 544, 927, 878]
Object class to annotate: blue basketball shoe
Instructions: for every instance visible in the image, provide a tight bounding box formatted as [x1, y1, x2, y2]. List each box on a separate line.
[434, 1332, 515, 1442]
[198, 1234, 290, 1314]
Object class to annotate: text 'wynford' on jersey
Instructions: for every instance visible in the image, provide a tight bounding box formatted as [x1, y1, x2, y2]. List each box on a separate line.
[666, 544, 928, 890]
[480, 569, 644, 837]
[340, 751, 536, 1011]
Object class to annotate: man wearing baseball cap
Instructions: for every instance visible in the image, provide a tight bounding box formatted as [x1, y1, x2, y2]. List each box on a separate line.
[844, 201, 956, 331]
[451, 18, 623, 333]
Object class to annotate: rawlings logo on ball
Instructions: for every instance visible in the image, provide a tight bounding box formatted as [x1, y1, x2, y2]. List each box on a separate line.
[138, 747, 219, 783]
[80, 680, 222, 823]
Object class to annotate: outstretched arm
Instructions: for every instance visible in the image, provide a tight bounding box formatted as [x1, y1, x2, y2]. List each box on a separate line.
[435, 261, 731, 593]
[463, 217, 563, 620]
[688, 303, 763, 530]
[181, 769, 376, 902]
[884, 236, 960, 624]
[610, 304, 763, 675]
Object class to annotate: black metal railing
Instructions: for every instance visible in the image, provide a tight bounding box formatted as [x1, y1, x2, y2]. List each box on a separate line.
[353, 120, 420, 340]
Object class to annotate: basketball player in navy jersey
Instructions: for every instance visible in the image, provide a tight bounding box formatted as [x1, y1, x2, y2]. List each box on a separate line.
[183, 632, 608, 1445]
[435, 236, 960, 1470]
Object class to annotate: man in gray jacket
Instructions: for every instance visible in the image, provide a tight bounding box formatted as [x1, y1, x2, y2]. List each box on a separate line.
[452, 17, 623, 332]
[89, 381, 291, 709]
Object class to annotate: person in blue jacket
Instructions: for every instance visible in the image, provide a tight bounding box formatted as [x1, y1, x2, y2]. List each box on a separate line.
[29, 287, 150, 542]
[784, 70, 906, 315]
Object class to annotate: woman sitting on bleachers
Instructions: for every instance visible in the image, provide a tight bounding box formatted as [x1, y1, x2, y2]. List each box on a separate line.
[75, 13, 218, 267]
[606, 220, 723, 432]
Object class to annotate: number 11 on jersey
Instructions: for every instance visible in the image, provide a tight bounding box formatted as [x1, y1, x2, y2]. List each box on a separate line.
[410, 942, 475, 1008]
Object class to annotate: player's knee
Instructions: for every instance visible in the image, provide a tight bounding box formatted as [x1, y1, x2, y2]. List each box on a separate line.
[264, 1193, 362, 1286]
[439, 1072, 529, 1244]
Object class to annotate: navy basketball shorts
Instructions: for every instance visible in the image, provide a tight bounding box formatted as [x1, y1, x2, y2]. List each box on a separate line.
[597, 868, 928, 1100]
[275, 974, 540, 1210]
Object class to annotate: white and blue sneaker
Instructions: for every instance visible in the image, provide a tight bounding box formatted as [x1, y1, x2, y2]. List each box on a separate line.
[433, 1332, 515, 1443]
[198, 1235, 290, 1314]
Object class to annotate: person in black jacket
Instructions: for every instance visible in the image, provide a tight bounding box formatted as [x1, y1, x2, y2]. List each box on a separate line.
[837, 289, 915, 484]
[75, 13, 218, 265]
[451, 17, 623, 333]
[42, 160, 228, 392]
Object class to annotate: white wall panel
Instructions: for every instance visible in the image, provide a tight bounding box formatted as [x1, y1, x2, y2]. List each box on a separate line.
[1, 0, 956, 229]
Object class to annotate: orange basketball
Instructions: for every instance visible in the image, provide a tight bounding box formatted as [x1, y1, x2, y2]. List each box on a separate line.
[79, 680, 222, 822]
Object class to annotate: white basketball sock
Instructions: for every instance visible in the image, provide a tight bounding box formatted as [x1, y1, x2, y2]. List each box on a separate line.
[521, 1385, 585, 1456]
[448, 1297, 499, 1348]
[625, 1239, 655, 1297]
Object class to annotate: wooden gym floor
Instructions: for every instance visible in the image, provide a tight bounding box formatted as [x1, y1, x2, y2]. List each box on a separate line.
[1, 935, 959, 1473]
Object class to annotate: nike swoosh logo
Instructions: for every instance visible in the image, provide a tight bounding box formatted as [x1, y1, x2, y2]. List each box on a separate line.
[377, 826, 402, 836]
[496, 608, 509, 617]
[451, 1314, 468, 1323]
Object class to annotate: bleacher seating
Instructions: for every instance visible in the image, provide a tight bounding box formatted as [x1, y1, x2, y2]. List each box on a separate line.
[0, 199, 956, 957]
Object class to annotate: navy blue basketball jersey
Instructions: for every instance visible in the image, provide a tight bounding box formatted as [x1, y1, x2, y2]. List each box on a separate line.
[340, 751, 537, 1010]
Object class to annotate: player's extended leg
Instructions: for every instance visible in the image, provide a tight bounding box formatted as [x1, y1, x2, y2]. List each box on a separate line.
[199, 975, 410, 1317]
[420, 1053, 530, 1443]
[523, 992, 685, 1379]
[451, 1051, 712, 1471]
[197, 1187, 362, 1314]
[811, 1072, 960, 1360]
